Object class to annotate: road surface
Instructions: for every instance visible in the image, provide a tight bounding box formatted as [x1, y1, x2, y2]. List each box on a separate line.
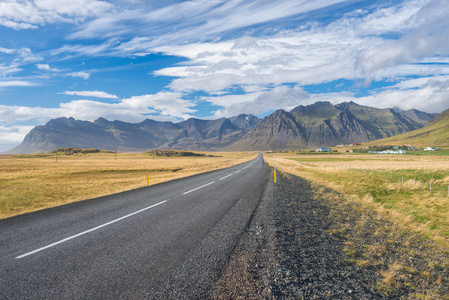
[0, 153, 269, 299]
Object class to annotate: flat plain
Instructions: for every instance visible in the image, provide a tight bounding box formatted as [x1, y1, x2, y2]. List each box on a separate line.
[265, 151, 449, 249]
[0, 151, 256, 219]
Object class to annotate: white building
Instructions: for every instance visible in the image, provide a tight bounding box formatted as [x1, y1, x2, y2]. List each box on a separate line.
[424, 147, 439, 151]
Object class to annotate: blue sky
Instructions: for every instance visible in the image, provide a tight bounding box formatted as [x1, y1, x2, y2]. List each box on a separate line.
[1, 0, 449, 151]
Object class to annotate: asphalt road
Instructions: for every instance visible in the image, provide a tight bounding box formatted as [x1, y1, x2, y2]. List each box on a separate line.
[0, 153, 269, 299]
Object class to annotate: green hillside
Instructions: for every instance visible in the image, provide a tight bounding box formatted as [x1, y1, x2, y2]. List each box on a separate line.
[365, 108, 449, 147]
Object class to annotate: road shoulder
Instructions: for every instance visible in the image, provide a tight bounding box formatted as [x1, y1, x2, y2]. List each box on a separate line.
[211, 171, 449, 299]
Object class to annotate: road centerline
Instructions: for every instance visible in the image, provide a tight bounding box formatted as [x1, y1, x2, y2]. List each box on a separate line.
[182, 181, 215, 195]
[15, 200, 168, 259]
[219, 174, 233, 180]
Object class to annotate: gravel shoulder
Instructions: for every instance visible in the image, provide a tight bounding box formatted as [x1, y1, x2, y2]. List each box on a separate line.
[210, 170, 449, 299]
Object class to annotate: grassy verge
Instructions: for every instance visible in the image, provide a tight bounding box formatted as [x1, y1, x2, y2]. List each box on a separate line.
[264, 152, 449, 298]
[265, 152, 449, 247]
[0, 151, 256, 219]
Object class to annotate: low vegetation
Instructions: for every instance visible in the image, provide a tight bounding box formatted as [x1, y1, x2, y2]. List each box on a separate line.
[264, 151, 449, 298]
[265, 152, 449, 246]
[145, 150, 217, 157]
[0, 151, 256, 219]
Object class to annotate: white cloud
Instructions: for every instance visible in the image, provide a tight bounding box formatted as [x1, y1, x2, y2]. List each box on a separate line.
[363, 76, 449, 113]
[0, 91, 194, 124]
[0, 125, 35, 152]
[0, 65, 22, 76]
[35, 63, 92, 80]
[356, 0, 449, 81]
[122, 92, 196, 119]
[36, 63, 51, 71]
[36, 63, 60, 72]
[0, 0, 113, 30]
[69, 0, 349, 43]
[0, 47, 41, 77]
[154, 29, 361, 94]
[209, 85, 311, 118]
[68, 71, 90, 79]
[0, 47, 16, 54]
[200, 72, 449, 117]
[0, 80, 36, 87]
[62, 90, 118, 99]
[0, 124, 34, 142]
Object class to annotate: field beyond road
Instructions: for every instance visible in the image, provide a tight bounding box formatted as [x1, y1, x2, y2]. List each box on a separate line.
[264, 152, 449, 248]
[0, 151, 256, 219]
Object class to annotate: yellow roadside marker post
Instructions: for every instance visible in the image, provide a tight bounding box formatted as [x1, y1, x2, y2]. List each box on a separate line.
[147, 174, 150, 186]
[274, 170, 277, 183]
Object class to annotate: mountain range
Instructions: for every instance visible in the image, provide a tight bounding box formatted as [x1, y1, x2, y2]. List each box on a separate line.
[6, 101, 437, 154]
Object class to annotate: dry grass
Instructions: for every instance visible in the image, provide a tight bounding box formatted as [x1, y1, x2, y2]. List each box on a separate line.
[0, 152, 256, 219]
[264, 152, 449, 249]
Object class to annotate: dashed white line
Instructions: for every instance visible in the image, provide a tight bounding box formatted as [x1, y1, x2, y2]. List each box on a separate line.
[183, 181, 215, 195]
[16, 156, 261, 259]
[219, 174, 234, 180]
[16, 200, 168, 259]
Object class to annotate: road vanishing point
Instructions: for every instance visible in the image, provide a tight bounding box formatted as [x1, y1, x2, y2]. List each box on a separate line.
[0, 154, 269, 299]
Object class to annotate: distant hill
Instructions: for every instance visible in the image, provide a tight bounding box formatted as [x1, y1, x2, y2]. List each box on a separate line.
[5, 102, 436, 154]
[364, 107, 449, 148]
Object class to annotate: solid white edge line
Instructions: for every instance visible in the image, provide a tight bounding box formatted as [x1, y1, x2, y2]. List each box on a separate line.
[16, 200, 168, 259]
[182, 181, 215, 195]
[219, 174, 233, 180]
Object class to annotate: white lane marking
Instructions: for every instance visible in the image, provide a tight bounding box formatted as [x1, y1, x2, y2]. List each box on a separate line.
[219, 174, 233, 180]
[235, 170, 241, 174]
[16, 200, 168, 259]
[183, 181, 215, 195]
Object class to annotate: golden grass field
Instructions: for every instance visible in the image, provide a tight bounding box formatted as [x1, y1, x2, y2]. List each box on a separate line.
[0, 151, 257, 219]
[264, 152, 449, 249]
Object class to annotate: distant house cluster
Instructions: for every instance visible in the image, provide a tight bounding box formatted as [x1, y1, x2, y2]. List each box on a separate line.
[368, 145, 408, 154]
[361, 143, 441, 154]
[404, 143, 418, 150]
[323, 143, 442, 155]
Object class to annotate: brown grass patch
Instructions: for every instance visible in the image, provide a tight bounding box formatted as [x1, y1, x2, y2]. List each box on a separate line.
[264, 152, 449, 249]
[0, 151, 256, 219]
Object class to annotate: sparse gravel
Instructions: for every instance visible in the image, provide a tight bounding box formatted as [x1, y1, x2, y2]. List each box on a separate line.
[210, 170, 449, 299]
[210, 171, 385, 299]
